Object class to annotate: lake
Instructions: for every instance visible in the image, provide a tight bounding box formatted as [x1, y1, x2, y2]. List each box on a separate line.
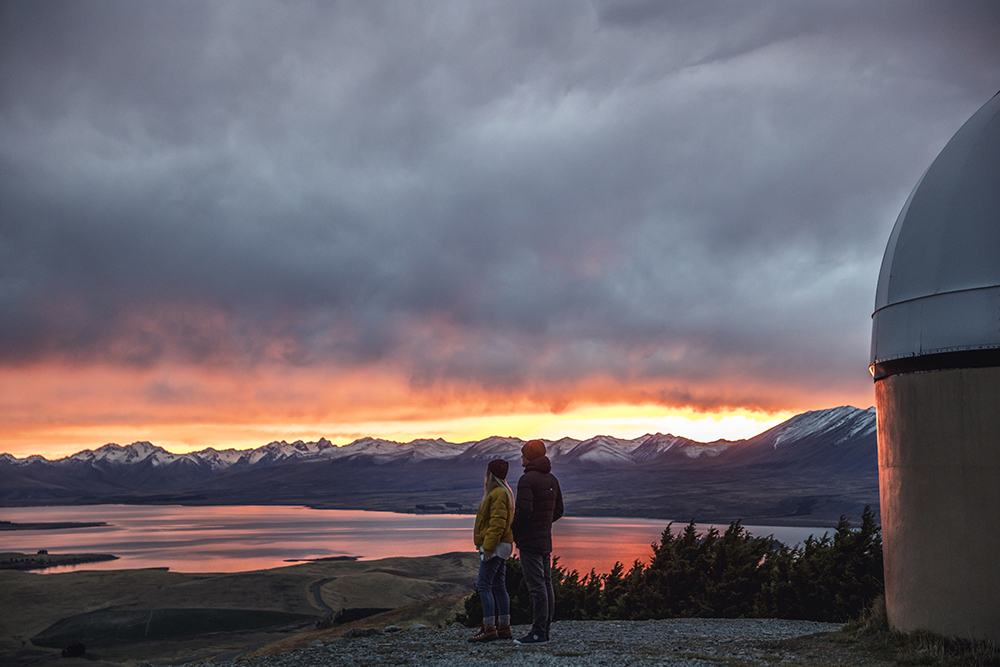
[1, 505, 828, 575]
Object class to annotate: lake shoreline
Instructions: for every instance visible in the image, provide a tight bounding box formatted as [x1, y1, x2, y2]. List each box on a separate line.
[0, 499, 845, 528]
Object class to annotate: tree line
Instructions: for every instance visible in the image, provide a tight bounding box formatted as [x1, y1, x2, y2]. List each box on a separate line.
[459, 506, 883, 625]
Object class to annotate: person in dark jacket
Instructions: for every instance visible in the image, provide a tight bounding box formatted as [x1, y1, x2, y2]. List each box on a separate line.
[510, 439, 563, 644]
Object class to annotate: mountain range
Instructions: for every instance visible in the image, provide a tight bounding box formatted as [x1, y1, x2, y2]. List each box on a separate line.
[0, 406, 879, 526]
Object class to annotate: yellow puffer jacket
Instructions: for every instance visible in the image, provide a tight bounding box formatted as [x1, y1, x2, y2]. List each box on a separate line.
[473, 485, 514, 554]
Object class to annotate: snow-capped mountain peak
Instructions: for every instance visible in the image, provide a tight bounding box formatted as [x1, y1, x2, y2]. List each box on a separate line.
[767, 406, 876, 449]
[459, 436, 523, 460]
[560, 435, 639, 464]
[186, 447, 246, 470]
[0, 453, 49, 466]
[68, 441, 178, 466]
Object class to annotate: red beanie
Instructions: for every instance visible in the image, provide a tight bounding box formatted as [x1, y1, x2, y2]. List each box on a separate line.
[521, 439, 546, 461]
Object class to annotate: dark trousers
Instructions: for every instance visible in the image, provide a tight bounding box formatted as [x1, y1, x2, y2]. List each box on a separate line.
[519, 549, 554, 637]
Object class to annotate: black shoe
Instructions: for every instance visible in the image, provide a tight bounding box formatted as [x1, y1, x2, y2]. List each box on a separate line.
[514, 631, 548, 645]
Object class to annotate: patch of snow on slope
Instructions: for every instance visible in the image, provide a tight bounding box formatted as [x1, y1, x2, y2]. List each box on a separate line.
[565, 436, 637, 464]
[186, 448, 245, 469]
[772, 406, 873, 448]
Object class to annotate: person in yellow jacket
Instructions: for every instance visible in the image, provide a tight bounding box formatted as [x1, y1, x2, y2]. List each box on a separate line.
[468, 458, 515, 642]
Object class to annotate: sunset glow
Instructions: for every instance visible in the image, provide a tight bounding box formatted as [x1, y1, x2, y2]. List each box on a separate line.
[0, 357, 813, 458]
[3, 2, 993, 462]
[0, 406, 795, 460]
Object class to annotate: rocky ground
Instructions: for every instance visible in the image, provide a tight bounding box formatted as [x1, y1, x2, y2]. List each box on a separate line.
[173, 618, 873, 667]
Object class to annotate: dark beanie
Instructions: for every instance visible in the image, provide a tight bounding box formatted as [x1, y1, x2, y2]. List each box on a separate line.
[521, 439, 546, 461]
[487, 458, 509, 480]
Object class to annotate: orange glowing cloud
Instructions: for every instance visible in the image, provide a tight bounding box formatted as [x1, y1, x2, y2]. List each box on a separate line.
[0, 352, 872, 459]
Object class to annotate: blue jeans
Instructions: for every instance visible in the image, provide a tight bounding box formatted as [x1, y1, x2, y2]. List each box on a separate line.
[475, 555, 509, 624]
[520, 549, 554, 637]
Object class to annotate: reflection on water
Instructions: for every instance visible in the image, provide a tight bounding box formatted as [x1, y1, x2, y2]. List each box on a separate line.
[0, 505, 827, 575]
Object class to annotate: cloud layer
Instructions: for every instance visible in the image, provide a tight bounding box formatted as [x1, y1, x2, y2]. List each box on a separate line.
[3, 1, 999, 431]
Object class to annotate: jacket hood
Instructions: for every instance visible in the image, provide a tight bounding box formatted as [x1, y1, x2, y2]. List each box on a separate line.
[524, 455, 552, 474]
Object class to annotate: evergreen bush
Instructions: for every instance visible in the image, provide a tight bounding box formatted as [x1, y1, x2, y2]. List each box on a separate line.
[458, 506, 883, 626]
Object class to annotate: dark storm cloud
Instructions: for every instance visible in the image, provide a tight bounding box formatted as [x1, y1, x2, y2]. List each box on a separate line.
[2, 0, 999, 406]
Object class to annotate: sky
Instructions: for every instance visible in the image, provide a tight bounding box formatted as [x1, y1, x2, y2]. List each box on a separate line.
[2, 1, 999, 459]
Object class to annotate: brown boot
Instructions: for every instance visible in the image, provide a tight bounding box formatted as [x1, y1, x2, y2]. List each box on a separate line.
[496, 622, 512, 640]
[467, 623, 498, 643]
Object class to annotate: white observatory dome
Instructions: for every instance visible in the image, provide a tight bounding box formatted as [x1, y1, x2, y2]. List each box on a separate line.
[871, 91, 1000, 379]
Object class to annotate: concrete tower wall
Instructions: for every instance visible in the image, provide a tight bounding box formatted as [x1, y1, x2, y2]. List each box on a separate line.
[876, 366, 1000, 643]
[872, 91, 1000, 643]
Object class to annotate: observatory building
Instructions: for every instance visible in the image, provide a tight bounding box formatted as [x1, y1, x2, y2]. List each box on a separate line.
[871, 91, 1000, 643]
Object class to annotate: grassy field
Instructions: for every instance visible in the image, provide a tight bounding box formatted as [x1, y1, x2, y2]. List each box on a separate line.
[0, 551, 479, 667]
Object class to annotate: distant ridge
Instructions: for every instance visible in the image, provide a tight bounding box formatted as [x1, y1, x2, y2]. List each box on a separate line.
[1, 405, 876, 468]
[0, 406, 879, 526]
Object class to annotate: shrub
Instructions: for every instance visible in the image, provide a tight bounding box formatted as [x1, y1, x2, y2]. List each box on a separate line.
[457, 507, 883, 626]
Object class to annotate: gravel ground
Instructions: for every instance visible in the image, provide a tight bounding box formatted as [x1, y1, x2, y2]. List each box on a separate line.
[176, 618, 844, 667]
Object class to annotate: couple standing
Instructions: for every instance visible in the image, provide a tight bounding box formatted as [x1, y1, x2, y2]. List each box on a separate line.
[470, 439, 564, 644]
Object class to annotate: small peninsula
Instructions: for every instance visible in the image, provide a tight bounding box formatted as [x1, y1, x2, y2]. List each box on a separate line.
[0, 520, 109, 531]
[0, 551, 119, 571]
